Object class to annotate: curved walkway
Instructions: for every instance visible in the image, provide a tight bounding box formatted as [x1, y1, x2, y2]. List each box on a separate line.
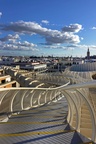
[0, 96, 91, 144]
[0, 66, 96, 143]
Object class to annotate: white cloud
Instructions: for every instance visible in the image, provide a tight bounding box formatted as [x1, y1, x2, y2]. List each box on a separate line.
[1, 21, 48, 35]
[41, 20, 49, 24]
[44, 44, 75, 50]
[67, 44, 96, 50]
[0, 40, 38, 51]
[0, 12, 2, 18]
[17, 41, 37, 48]
[62, 23, 82, 33]
[81, 37, 84, 40]
[0, 21, 82, 44]
[44, 45, 66, 49]
[0, 34, 20, 42]
[91, 27, 96, 30]
[44, 44, 96, 51]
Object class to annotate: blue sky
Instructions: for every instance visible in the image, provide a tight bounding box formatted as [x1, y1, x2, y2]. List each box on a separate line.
[0, 0, 96, 57]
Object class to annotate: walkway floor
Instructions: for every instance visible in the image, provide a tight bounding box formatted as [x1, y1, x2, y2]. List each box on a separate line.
[0, 97, 94, 144]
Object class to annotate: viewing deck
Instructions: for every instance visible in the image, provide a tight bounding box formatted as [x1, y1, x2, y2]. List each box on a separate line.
[0, 97, 92, 144]
[0, 64, 96, 143]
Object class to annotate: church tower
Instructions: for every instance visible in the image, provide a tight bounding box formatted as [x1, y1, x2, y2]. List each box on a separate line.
[87, 48, 90, 60]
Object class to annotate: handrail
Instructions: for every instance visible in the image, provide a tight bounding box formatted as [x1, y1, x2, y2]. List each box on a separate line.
[0, 80, 70, 91]
[1, 66, 96, 142]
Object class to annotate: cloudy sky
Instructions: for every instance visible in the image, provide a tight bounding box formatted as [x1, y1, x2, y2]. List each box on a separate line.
[0, 0, 96, 57]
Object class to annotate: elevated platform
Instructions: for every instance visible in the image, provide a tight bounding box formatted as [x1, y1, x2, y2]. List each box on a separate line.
[0, 97, 92, 144]
[0, 66, 96, 143]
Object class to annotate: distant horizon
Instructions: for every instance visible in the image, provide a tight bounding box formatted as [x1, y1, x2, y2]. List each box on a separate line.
[0, 49, 86, 57]
[0, 0, 96, 57]
[1, 49, 96, 59]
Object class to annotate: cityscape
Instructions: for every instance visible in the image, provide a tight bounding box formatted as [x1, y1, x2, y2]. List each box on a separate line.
[0, 48, 96, 72]
[0, 0, 96, 144]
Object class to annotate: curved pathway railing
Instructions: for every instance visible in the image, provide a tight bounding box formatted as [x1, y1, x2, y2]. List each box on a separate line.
[1, 81, 96, 141]
[0, 82, 69, 119]
[1, 66, 96, 142]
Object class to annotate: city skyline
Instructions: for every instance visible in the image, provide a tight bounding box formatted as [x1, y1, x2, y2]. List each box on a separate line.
[0, 0, 96, 57]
